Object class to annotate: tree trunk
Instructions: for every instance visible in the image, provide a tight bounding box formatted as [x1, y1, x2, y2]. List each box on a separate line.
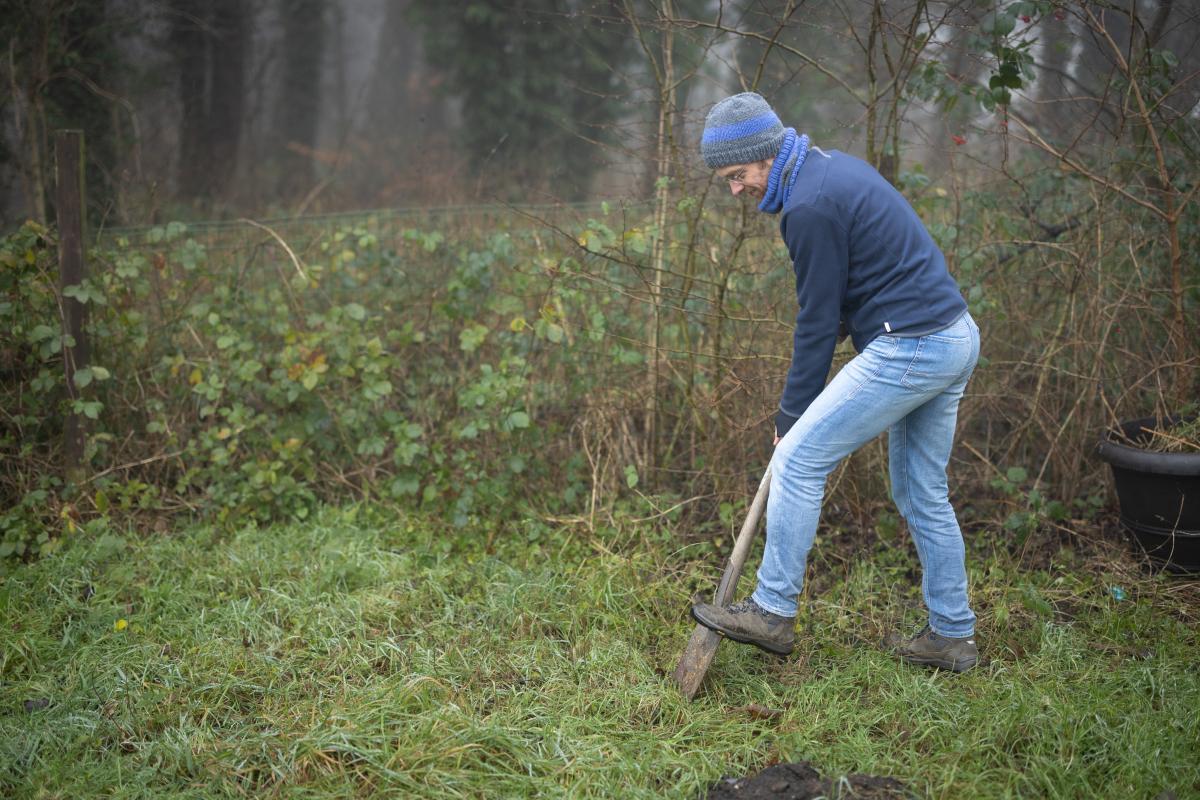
[367, 0, 417, 135]
[170, 0, 248, 204]
[208, 0, 249, 198]
[16, 3, 57, 223]
[644, 0, 676, 481]
[276, 0, 326, 198]
[171, 0, 208, 200]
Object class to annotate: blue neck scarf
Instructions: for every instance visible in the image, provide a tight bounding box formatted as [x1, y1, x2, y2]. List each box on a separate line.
[758, 129, 810, 214]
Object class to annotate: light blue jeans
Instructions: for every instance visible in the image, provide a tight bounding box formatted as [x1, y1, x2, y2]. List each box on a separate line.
[752, 312, 980, 638]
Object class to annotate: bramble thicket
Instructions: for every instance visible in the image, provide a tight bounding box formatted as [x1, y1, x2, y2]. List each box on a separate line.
[2, 2, 1198, 561]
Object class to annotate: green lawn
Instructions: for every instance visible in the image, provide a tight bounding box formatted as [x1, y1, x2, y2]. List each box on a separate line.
[2, 508, 1198, 798]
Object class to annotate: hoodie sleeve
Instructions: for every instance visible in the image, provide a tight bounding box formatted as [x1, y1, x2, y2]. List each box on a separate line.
[775, 204, 850, 438]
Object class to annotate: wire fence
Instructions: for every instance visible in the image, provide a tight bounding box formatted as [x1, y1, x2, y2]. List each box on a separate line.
[94, 200, 657, 257]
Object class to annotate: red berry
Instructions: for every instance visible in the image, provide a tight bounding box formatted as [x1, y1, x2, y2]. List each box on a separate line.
[1020, 15, 1031, 22]
[951, 135, 967, 145]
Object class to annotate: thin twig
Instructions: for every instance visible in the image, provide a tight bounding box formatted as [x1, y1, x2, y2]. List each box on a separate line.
[85, 450, 186, 484]
[238, 218, 309, 281]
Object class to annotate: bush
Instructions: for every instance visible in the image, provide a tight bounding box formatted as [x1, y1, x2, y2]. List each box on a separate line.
[1, 216, 569, 556]
[5, 153, 1196, 563]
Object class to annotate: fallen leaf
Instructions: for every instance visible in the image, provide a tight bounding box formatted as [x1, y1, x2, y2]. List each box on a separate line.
[732, 703, 783, 720]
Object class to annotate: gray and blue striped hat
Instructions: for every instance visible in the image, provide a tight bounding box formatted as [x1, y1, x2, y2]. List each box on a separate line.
[700, 92, 785, 169]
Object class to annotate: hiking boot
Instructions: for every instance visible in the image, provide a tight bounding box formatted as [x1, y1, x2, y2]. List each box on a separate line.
[690, 597, 795, 655]
[888, 625, 978, 673]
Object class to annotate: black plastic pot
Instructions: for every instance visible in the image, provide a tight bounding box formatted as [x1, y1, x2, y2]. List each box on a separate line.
[1096, 416, 1200, 574]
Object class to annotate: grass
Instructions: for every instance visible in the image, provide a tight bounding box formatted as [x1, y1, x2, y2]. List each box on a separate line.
[2, 506, 1198, 798]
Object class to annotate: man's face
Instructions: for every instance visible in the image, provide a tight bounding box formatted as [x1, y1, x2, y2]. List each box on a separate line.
[715, 159, 772, 200]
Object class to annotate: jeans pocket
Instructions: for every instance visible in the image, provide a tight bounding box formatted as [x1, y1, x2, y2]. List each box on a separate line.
[900, 335, 974, 391]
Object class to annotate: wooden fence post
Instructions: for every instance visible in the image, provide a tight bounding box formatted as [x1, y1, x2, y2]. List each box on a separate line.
[55, 129, 89, 485]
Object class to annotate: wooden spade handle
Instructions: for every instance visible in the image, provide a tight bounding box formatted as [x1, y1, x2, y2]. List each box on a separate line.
[672, 465, 771, 700]
[713, 465, 772, 605]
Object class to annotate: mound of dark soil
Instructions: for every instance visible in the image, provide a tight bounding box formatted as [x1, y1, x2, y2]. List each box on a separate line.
[706, 761, 909, 800]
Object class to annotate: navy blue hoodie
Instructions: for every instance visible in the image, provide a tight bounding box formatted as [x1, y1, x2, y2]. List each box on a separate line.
[774, 150, 967, 436]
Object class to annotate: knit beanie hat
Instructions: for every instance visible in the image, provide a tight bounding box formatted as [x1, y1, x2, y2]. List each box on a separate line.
[701, 92, 785, 169]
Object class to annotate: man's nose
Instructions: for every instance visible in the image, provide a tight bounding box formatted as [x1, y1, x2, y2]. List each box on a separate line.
[730, 182, 743, 196]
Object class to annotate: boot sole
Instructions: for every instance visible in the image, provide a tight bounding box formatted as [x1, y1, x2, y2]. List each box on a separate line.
[689, 606, 794, 656]
[898, 653, 978, 673]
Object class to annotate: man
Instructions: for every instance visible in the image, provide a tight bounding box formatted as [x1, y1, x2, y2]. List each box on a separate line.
[690, 92, 980, 673]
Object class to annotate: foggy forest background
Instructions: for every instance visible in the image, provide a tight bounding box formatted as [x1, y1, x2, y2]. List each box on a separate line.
[2, 0, 1198, 552]
[6, 1, 1196, 225]
[3, 4, 1200, 796]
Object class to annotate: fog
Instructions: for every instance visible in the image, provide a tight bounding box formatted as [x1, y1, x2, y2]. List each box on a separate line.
[4, 1, 1198, 227]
